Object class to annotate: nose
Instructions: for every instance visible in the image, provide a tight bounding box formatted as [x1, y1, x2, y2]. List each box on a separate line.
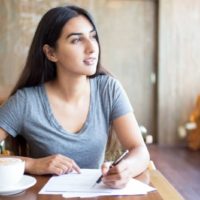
[85, 39, 97, 54]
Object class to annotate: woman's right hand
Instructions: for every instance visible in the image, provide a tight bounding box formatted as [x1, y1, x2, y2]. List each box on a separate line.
[24, 154, 81, 175]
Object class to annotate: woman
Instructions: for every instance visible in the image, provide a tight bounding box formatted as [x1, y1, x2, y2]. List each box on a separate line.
[0, 5, 149, 188]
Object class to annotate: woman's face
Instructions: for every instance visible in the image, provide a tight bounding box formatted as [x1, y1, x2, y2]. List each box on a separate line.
[52, 15, 99, 77]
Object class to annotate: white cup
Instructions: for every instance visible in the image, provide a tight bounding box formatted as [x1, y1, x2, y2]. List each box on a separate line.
[0, 158, 25, 188]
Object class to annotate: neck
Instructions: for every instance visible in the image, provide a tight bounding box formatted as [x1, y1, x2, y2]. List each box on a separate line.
[49, 76, 90, 103]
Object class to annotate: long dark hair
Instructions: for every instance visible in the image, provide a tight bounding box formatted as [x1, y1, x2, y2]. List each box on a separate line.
[9, 5, 117, 159]
[10, 5, 107, 96]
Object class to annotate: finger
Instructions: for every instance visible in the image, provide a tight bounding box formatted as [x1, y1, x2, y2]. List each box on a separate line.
[63, 160, 81, 174]
[53, 162, 72, 174]
[103, 173, 122, 182]
[51, 161, 71, 175]
[103, 168, 129, 182]
[72, 163, 81, 173]
[103, 173, 130, 189]
[101, 162, 111, 175]
[104, 180, 127, 189]
[52, 166, 65, 175]
[66, 159, 81, 173]
[55, 164, 74, 175]
[61, 159, 81, 174]
[108, 160, 127, 174]
[54, 155, 81, 174]
[67, 167, 74, 173]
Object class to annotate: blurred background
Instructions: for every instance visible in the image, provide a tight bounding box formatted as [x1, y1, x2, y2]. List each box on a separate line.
[1, 1, 200, 199]
[0, 0, 200, 146]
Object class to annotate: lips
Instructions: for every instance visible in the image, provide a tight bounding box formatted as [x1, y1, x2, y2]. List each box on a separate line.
[83, 57, 96, 65]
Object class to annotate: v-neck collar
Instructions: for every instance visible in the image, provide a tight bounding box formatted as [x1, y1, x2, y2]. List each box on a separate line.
[40, 79, 94, 136]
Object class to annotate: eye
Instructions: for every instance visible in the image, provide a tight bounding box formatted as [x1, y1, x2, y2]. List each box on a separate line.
[71, 37, 81, 44]
[91, 33, 97, 40]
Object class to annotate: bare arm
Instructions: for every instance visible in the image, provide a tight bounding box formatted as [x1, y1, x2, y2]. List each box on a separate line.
[0, 128, 8, 141]
[102, 113, 150, 188]
[0, 128, 80, 175]
[112, 112, 150, 176]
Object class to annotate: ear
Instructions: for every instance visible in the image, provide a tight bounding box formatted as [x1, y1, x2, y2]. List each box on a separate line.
[43, 44, 58, 62]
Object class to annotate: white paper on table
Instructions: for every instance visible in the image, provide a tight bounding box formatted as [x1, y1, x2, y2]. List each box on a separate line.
[39, 169, 156, 197]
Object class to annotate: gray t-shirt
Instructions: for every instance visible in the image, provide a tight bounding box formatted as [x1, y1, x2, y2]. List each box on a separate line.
[0, 75, 132, 168]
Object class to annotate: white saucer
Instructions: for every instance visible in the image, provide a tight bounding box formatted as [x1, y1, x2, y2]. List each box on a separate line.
[0, 175, 37, 196]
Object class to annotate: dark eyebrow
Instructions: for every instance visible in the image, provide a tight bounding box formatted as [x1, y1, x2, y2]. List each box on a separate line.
[66, 29, 96, 39]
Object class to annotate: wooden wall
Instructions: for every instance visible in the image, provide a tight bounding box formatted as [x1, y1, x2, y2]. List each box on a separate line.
[1, 0, 200, 145]
[158, 0, 200, 145]
[0, 0, 157, 142]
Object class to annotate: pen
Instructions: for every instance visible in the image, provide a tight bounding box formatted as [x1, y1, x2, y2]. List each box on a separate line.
[95, 150, 129, 185]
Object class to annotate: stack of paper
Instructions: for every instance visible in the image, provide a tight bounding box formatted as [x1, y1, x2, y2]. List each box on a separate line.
[39, 169, 156, 198]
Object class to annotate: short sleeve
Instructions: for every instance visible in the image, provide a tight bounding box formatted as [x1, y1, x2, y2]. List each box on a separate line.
[109, 78, 133, 121]
[0, 90, 26, 137]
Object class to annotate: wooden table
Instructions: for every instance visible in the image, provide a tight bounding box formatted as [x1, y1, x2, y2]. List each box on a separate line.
[0, 169, 184, 200]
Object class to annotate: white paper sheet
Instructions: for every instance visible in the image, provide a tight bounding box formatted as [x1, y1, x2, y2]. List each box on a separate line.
[39, 169, 156, 197]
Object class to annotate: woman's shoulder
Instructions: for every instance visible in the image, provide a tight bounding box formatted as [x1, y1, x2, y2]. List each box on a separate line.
[13, 85, 43, 100]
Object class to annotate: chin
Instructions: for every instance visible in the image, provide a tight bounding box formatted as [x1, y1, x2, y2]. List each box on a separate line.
[85, 68, 97, 76]
[86, 72, 96, 77]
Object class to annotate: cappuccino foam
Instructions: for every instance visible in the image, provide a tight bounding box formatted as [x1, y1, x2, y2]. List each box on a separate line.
[0, 158, 22, 166]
